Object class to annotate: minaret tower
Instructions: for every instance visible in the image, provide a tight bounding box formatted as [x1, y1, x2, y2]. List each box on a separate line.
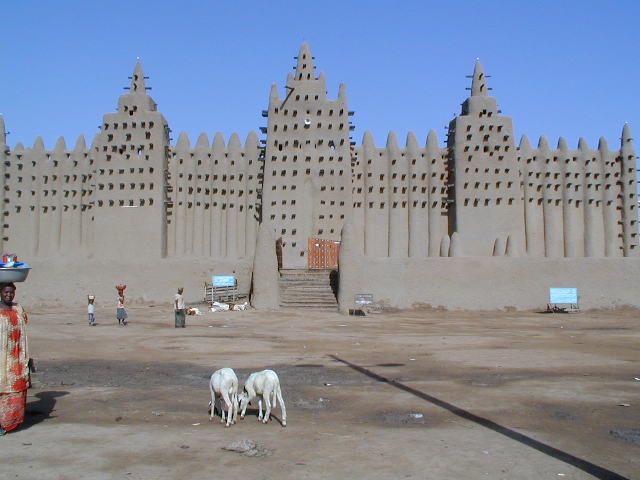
[446, 61, 524, 256]
[620, 124, 639, 256]
[92, 62, 171, 259]
[262, 43, 354, 268]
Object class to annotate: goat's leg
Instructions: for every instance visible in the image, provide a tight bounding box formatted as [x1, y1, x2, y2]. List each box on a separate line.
[276, 388, 287, 426]
[262, 390, 272, 424]
[221, 407, 227, 424]
[209, 388, 215, 421]
[257, 396, 263, 421]
[221, 391, 232, 427]
[240, 394, 247, 419]
[218, 395, 225, 422]
[220, 394, 228, 424]
[231, 393, 238, 424]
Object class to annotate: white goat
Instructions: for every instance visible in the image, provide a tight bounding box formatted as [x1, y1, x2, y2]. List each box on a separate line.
[211, 301, 230, 312]
[208, 367, 239, 427]
[239, 369, 287, 426]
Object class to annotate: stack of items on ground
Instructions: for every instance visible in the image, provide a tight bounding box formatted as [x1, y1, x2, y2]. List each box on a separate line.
[210, 301, 249, 312]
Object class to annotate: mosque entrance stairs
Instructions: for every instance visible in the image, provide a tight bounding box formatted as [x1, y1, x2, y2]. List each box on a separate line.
[279, 269, 338, 311]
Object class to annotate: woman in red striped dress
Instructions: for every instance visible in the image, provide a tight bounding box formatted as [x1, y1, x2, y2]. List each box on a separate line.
[0, 282, 30, 435]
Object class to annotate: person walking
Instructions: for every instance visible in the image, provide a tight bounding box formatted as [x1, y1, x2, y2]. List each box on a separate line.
[116, 285, 128, 326]
[87, 295, 96, 326]
[174, 287, 186, 328]
[0, 282, 30, 435]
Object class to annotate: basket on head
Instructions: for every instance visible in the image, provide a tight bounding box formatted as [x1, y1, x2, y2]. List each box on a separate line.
[115, 284, 127, 292]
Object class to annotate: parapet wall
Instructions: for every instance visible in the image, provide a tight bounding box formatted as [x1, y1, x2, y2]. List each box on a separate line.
[1, 129, 262, 262]
[15, 258, 253, 308]
[350, 130, 449, 258]
[342, 256, 640, 310]
[168, 131, 262, 259]
[516, 134, 638, 258]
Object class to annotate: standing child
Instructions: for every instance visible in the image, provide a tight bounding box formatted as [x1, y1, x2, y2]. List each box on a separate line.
[174, 287, 186, 328]
[115, 284, 127, 326]
[87, 295, 96, 326]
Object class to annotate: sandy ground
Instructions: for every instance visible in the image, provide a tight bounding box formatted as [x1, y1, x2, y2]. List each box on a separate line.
[0, 303, 638, 480]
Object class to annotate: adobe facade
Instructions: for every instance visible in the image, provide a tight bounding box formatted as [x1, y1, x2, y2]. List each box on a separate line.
[1, 43, 638, 308]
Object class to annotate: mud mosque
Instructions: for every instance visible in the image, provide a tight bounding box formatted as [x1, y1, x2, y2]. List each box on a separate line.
[1, 43, 638, 310]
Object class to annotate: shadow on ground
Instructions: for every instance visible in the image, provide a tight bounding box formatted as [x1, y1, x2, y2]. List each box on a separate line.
[21, 390, 69, 430]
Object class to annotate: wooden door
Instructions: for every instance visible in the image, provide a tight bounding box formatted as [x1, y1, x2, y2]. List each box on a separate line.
[308, 237, 340, 269]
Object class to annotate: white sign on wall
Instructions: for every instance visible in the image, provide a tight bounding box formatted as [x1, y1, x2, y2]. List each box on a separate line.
[549, 287, 578, 304]
[213, 275, 236, 287]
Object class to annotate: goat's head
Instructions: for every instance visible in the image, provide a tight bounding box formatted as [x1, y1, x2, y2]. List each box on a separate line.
[238, 391, 250, 410]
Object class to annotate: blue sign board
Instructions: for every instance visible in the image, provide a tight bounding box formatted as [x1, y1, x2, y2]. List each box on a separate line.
[549, 287, 578, 304]
[213, 275, 236, 287]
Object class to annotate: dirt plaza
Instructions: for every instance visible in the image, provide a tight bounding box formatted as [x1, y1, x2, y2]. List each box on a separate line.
[0, 304, 638, 480]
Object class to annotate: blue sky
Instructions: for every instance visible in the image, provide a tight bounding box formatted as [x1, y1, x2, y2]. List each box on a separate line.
[2, 0, 639, 151]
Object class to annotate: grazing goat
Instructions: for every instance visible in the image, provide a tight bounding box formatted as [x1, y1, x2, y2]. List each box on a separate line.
[208, 367, 239, 427]
[239, 369, 286, 426]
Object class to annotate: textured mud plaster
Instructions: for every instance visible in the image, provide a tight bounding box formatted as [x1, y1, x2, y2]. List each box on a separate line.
[4, 43, 635, 267]
[251, 222, 280, 310]
[1, 42, 638, 309]
[337, 222, 359, 313]
[351, 257, 640, 310]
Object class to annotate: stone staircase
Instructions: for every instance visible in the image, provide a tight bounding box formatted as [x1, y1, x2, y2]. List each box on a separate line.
[279, 269, 338, 311]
